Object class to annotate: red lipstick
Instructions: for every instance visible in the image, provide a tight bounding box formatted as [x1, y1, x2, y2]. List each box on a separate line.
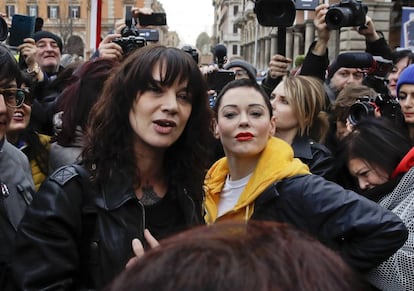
[236, 132, 253, 141]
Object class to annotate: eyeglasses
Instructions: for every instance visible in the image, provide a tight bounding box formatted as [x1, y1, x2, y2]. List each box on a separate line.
[0, 88, 33, 108]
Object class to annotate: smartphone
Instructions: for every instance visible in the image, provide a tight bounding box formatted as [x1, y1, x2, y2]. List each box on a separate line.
[137, 28, 159, 42]
[138, 12, 167, 26]
[207, 70, 236, 93]
[9, 14, 36, 47]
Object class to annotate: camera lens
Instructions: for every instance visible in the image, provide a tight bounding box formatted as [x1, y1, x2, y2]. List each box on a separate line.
[348, 102, 376, 125]
[326, 7, 353, 30]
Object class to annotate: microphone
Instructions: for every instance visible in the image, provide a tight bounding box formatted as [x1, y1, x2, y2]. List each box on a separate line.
[214, 44, 227, 69]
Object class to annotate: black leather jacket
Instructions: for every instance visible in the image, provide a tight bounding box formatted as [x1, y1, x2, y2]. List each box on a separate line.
[291, 135, 337, 181]
[12, 165, 204, 290]
[251, 174, 408, 272]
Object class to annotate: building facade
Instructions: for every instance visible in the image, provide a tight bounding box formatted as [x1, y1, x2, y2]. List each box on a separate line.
[213, 0, 405, 71]
[0, 0, 171, 57]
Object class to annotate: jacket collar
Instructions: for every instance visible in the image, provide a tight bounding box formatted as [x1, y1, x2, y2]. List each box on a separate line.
[99, 169, 136, 210]
[291, 135, 313, 160]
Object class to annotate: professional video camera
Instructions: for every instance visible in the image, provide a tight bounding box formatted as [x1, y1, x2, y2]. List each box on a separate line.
[113, 10, 147, 55]
[207, 44, 235, 94]
[254, 0, 296, 27]
[181, 45, 199, 64]
[348, 94, 402, 126]
[325, 0, 368, 30]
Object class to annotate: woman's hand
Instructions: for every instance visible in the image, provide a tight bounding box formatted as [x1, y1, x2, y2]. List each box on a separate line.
[125, 229, 159, 269]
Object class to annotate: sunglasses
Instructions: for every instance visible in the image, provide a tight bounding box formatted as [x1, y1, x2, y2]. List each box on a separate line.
[0, 88, 33, 108]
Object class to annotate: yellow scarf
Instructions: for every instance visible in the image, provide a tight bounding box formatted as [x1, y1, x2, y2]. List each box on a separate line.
[204, 137, 310, 224]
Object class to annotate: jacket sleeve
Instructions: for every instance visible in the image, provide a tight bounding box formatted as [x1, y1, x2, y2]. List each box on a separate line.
[11, 174, 84, 290]
[366, 36, 393, 61]
[279, 174, 408, 272]
[299, 41, 329, 81]
[260, 75, 283, 97]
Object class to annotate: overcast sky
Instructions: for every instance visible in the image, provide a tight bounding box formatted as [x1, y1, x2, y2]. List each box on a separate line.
[160, 0, 214, 46]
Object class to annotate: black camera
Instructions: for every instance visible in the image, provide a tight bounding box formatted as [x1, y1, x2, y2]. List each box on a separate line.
[206, 70, 236, 93]
[325, 0, 368, 30]
[254, 0, 296, 27]
[348, 95, 402, 126]
[113, 36, 146, 55]
[113, 9, 147, 55]
[363, 56, 394, 95]
[181, 45, 199, 64]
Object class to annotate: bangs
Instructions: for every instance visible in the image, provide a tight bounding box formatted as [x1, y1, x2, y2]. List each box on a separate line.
[156, 55, 189, 88]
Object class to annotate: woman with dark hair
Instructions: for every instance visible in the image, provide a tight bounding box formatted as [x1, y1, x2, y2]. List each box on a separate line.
[49, 58, 118, 172]
[0, 44, 35, 291]
[340, 117, 414, 290]
[12, 45, 213, 290]
[7, 72, 50, 191]
[107, 220, 368, 291]
[204, 78, 407, 273]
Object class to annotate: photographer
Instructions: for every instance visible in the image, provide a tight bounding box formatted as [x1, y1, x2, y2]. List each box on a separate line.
[17, 30, 66, 135]
[94, 7, 157, 60]
[300, 3, 393, 104]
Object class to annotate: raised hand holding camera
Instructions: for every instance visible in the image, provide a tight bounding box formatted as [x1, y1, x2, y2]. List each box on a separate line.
[325, 0, 368, 30]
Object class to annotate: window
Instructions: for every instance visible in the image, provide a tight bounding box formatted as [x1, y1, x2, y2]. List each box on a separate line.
[69, 6, 80, 19]
[232, 45, 238, 55]
[27, 5, 38, 17]
[233, 5, 239, 16]
[48, 6, 60, 19]
[233, 24, 238, 34]
[6, 5, 15, 18]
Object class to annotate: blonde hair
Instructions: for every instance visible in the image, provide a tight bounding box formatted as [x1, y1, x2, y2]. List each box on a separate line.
[283, 75, 329, 143]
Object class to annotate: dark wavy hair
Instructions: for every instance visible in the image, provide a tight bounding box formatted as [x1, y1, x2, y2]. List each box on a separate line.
[0, 44, 21, 84]
[107, 220, 366, 291]
[82, 45, 212, 198]
[56, 58, 118, 146]
[340, 117, 412, 176]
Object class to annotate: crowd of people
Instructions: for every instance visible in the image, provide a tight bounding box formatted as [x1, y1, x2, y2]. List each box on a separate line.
[1, 4, 414, 291]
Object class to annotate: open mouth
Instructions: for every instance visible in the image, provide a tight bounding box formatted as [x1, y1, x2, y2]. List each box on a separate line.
[154, 119, 176, 127]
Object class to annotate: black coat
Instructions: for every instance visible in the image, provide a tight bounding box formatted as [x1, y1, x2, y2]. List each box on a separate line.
[251, 174, 408, 272]
[11, 165, 203, 290]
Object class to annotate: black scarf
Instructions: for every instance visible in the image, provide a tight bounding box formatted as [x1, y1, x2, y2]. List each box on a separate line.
[361, 174, 404, 202]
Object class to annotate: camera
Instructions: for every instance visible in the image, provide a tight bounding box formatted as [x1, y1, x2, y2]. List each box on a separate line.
[113, 9, 147, 55]
[113, 36, 146, 55]
[181, 45, 199, 64]
[138, 12, 166, 26]
[348, 94, 402, 126]
[363, 56, 394, 95]
[254, 0, 296, 27]
[206, 70, 236, 93]
[325, 0, 368, 30]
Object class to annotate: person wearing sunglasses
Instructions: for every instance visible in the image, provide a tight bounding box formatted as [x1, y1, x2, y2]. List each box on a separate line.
[0, 44, 35, 291]
[6, 73, 51, 191]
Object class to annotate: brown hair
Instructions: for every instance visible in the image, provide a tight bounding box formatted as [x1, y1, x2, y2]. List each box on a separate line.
[331, 84, 377, 123]
[82, 45, 212, 198]
[107, 221, 366, 291]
